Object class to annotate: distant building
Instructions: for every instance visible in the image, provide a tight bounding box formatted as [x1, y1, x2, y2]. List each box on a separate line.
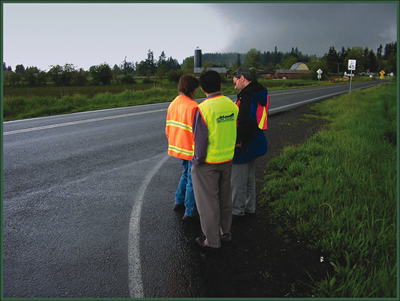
[290, 62, 309, 70]
[274, 62, 311, 79]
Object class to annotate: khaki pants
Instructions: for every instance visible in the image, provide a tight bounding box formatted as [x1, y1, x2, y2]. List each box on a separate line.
[191, 161, 233, 248]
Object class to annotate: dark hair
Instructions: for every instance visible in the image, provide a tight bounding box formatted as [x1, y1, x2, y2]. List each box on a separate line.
[178, 75, 199, 98]
[199, 70, 221, 94]
[233, 67, 253, 81]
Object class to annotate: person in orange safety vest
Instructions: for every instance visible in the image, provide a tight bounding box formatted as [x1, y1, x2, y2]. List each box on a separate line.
[166, 75, 200, 222]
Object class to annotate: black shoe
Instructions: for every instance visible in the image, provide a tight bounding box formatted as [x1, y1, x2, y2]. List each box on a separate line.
[232, 214, 245, 222]
[195, 237, 220, 253]
[245, 212, 256, 218]
[182, 214, 199, 222]
[221, 233, 232, 243]
[174, 204, 185, 211]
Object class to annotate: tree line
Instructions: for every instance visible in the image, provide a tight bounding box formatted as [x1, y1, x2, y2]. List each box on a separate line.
[3, 42, 396, 87]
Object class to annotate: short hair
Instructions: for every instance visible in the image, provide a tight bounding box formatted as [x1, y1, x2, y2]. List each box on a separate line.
[178, 75, 199, 97]
[199, 70, 221, 94]
[233, 67, 253, 81]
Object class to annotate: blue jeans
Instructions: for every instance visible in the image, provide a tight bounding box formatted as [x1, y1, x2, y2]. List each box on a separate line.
[175, 159, 197, 217]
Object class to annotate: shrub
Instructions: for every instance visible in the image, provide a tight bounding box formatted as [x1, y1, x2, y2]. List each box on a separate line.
[142, 78, 153, 84]
[120, 74, 137, 84]
[299, 73, 313, 80]
[167, 69, 186, 83]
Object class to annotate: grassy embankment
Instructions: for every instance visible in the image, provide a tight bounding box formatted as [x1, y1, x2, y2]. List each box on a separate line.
[261, 82, 397, 298]
[2, 77, 375, 121]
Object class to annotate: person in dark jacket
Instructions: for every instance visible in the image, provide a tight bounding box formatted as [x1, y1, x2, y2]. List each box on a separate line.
[231, 68, 268, 221]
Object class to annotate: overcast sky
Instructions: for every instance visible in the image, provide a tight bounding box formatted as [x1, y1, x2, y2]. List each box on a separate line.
[2, 1, 398, 72]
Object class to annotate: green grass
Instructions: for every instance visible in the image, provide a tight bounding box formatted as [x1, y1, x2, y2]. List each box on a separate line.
[260, 82, 397, 298]
[3, 87, 188, 121]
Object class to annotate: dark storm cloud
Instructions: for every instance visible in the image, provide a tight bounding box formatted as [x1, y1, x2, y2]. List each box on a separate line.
[209, 2, 397, 57]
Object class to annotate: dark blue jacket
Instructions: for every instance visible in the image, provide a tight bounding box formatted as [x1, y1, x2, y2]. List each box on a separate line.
[233, 81, 268, 164]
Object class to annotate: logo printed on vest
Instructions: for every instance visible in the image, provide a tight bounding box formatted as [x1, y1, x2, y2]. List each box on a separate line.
[216, 112, 235, 123]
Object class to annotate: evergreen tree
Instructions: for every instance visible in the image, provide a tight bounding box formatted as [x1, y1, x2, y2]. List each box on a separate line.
[377, 44, 383, 59]
[273, 46, 281, 65]
[290, 47, 299, 59]
[325, 46, 339, 74]
[262, 51, 272, 66]
[383, 42, 397, 60]
[338, 47, 348, 74]
[144, 49, 156, 75]
[369, 50, 378, 73]
[112, 64, 121, 83]
[15, 64, 25, 74]
[165, 57, 180, 72]
[157, 51, 167, 68]
[121, 57, 135, 75]
[363, 47, 371, 72]
[236, 53, 241, 67]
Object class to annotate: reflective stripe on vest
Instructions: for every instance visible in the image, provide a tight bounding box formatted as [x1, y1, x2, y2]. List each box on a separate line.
[198, 95, 238, 164]
[166, 95, 198, 160]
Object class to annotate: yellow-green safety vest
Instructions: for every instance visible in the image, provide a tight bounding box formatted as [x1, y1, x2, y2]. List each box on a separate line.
[198, 95, 238, 164]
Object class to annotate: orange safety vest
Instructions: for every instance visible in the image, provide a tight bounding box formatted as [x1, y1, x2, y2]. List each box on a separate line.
[166, 95, 198, 160]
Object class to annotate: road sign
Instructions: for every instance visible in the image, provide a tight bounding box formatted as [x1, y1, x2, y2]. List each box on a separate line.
[348, 60, 356, 70]
[317, 74, 321, 79]
[316, 69, 323, 75]
[380, 70, 385, 75]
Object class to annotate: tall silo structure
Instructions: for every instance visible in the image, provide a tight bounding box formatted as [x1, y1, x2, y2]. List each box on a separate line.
[194, 48, 202, 68]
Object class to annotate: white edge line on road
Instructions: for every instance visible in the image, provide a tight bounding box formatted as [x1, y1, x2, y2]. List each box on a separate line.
[3, 108, 167, 136]
[128, 153, 170, 298]
[268, 91, 345, 113]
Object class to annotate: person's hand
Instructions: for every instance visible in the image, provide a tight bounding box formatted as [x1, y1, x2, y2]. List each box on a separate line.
[235, 142, 242, 147]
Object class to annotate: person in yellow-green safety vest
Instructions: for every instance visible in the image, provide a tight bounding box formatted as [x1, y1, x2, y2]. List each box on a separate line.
[191, 70, 239, 252]
[166, 75, 200, 222]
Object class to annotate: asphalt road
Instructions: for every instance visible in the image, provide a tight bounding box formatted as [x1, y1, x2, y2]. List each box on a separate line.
[2, 81, 383, 298]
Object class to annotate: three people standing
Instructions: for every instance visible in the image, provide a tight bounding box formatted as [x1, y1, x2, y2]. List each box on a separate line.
[166, 68, 268, 251]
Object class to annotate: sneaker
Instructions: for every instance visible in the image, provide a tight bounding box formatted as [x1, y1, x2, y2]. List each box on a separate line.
[173, 204, 185, 211]
[245, 212, 256, 218]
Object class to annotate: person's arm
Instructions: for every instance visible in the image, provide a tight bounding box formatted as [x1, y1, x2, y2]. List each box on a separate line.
[192, 109, 208, 166]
